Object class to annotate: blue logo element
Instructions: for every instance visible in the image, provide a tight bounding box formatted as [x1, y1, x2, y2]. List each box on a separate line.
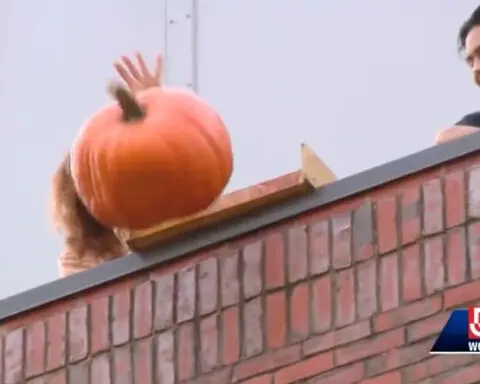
[431, 309, 480, 354]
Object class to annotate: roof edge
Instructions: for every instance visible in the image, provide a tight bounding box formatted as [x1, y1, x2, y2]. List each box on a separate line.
[0, 134, 479, 322]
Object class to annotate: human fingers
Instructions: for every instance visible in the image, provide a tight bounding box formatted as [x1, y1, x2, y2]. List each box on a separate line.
[153, 54, 163, 81]
[120, 56, 142, 81]
[135, 52, 151, 79]
[113, 62, 138, 89]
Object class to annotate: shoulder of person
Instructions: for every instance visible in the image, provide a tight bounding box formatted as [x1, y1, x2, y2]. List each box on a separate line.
[435, 112, 480, 144]
[455, 111, 480, 127]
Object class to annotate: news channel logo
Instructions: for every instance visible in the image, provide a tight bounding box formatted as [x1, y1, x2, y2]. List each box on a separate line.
[430, 307, 480, 354]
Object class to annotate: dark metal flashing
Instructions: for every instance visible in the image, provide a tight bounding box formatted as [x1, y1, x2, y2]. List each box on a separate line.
[1, 133, 479, 322]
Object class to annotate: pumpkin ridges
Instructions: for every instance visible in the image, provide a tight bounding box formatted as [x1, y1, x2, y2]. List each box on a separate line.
[172, 95, 233, 186]
[82, 129, 226, 227]
[74, 128, 134, 228]
[93, 135, 126, 225]
[93, 135, 179, 227]
[107, 138, 175, 225]
[72, 147, 112, 229]
[110, 139, 218, 227]
[141, 91, 232, 192]
[145, 89, 233, 193]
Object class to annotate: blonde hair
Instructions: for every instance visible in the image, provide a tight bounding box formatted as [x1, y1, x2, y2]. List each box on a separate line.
[50, 154, 125, 260]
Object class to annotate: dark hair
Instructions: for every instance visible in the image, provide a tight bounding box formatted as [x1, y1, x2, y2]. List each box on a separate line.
[458, 5, 480, 51]
[49, 154, 125, 258]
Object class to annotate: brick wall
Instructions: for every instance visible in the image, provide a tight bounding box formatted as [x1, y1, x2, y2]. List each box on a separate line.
[1, 155, 480, 383]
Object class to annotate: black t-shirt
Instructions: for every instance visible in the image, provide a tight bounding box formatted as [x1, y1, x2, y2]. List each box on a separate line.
[456, 111, 480, 128]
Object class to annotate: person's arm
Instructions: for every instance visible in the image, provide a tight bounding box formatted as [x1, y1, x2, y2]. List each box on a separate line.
[58, 251, 100, 277]
[435, 112, 480, 144]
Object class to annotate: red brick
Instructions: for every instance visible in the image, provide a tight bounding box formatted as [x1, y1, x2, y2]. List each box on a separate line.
[445, 170, 466, 227]
[112, 289, 131, 345]
[200, 314, 218, 373]
[221, 306, 240, 365]
[113, 345, 132, 384]
[90, 296, 110, 354]
[468, 222, 480, 279]
[91, 353, 111, 384]
[243, 298, 263, 358]
[446, 228, 467, 286]
[335, 329, 404, 365]
[243, 241, 263, 299]
[156, 331, 175, 384]
[221, 252, 240, 306]
[407, 312, 449, 342]
[134, 338, 154, 384]
[46, 313, 66, 370]
[335, 268, 355, 327]
[287, 225, 308, 282]
[189, 367, 232, 384]
[264, 233, 285, 289]
[356, 259, 377, 318]
[69, 362, 89, 383]
[380, 252, 399, 311]
[133, 281, 152, 339]
[423, 236, 446, 295]
[468, 167, 480, 217]
[376, 196, 398, 254]
[401, 244, 422, 302]
[232, 345, 301, 382]
[5, 328, 23, 384]
[290, 283, 310, 342]
[374, 295, 442, 332]
[306, 363, 364, 384]
[360, 371, 402, 384]
[240, 374, 272, 384]
[266, 291, 286, 349]
[443, 280, 480, 308]
[177, 266, 196, 322]
[400, 185, 421, 245]
[199, 257, 219, 315]
[364, 338, 432, 377]
[68, 305, 88, 363]
[26, 321, 45, 377]
[311, 275, 332, 333]
[47, 370, 67, 384]
[303, 320, 371, 356]
[417, 362, 479, 384]
[352, 202, 374, 261]
[273, 351, 334, 383]
[177, 323, 195, 380]
[308, 220, 330, 275]
[403, 354, 475, 382]
[422, 178, 444, 235]
[27, 378, 44, 384]
[153, 273, 174, 331]
[331, 212, 352, 269]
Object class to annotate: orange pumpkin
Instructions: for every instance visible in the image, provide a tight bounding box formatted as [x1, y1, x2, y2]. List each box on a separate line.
[70, 84, 233, 230]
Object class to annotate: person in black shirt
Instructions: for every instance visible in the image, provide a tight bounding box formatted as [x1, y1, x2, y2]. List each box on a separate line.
[436, 6, 480, 143]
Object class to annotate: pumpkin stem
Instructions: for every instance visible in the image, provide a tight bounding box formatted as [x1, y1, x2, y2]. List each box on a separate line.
[107, 82, 145, 122]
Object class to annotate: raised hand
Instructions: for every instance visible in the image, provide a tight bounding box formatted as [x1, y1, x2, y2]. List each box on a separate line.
[114, 53, 163, 94]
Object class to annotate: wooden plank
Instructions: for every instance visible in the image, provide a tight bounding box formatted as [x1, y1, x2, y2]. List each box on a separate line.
[117, 143, 336, 250]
